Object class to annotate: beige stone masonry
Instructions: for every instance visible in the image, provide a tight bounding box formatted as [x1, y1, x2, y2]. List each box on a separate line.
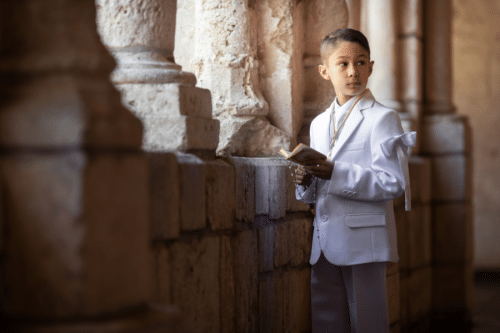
[205, 160, 235, 231]
[96, 0, 220, 153]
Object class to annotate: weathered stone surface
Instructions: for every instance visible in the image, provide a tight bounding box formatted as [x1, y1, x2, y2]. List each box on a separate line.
[259, 274, 283, 333]
[407, 267, 432, 323]
[232, 229, 259, 332]
[140, 115, 219, 152]
[387, 271, 401, 325]
[148, 153, 180, 240]
[170, 236, 220, 333]
[433, 203, 473, 264]
[219, 235, 235, 333]
[175, 153, 206, 231]
[227, 157, 256, 222]
[151, 244, 171, 305]
[259, 225, 275, 273]
[1, 151, 150, 317]
[217, 116, 290, 157]
[282, 269, 312, 333]
[409, 157, 432, 204]
[399, 273, 409, 328]
[257, 0, 305, 138]
[274, 222, 291, 268]
[432, 155, 471, 201]
[289, 218, 313, 267]
[117, 84, 213, 119]
[421, 115, 472, 154]
[205, 160, 235, 230]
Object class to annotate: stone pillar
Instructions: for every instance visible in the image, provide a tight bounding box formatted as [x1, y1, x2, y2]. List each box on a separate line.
[175, 0, 290, 157]
[362, 0, 401, 112]
[0, 0, 151, 322]
[422, 0, 473, 325]
[96, 0, 219, 155]
[424, 0, 454, 115]
[346, 0, 361, 30]
[299, 0, 349, 145]
[400, 0, 424, 142]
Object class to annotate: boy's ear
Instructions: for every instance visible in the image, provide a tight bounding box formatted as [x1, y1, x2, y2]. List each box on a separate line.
[368, 60, 374, 76]
[318, 64, 330, 81]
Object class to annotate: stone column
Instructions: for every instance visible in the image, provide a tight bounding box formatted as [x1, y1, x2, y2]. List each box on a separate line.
[422, 0, 473, 325]
[175, 0, 290, 157]
[362, 0, 401, 112]
[299, 0, 349, 145]
[96, 0, 219, 155]
[346, 0, 361, 30]
[0, 0, 151, 322]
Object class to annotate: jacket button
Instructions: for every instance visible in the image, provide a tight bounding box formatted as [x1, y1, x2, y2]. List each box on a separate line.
[321, 215, 328, 222]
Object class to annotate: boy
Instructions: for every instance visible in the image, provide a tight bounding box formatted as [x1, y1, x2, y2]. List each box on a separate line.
[295, 29, 415, 332]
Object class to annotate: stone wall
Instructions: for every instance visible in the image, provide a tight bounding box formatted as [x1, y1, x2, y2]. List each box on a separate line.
[146, 155, 431, 333]
[452, 0, 500, 269]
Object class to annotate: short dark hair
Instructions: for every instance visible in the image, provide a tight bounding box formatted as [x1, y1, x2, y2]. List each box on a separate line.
[320, 28, 370, 64]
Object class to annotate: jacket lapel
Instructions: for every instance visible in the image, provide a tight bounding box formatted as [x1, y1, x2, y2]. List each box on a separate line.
[327, 90, 376, 161]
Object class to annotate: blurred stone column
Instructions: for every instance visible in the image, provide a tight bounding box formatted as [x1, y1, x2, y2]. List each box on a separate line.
[346, 0, 361, 30]
[96, 0, 219, 155]
[175, 0, 290, 157]
[362, 0, 401, 112]
[0, 0, 152, 323]
[299, 0, 349, 145]
[422, 0, 473, 326]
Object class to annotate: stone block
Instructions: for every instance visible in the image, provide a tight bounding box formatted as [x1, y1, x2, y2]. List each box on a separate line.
[175, 153, 206, 232]
[399, 273, 409, 329]
[227, 157, 255, 222]
[259, 274, 283, 333]
[1, 151, 150, 318]
[246, 158, 287, 220]
[409, 156, 432, 204]
[259, 225, 275, 273]
[219, 235, 235, 333]
[407, 267, 432, 324]
[289, 218, 313, 267]
[387, 262, 399, 277]
[205, 160, 235, 231]
[0, 75, 143, 149]
[151, 244, 171, 305]
[421, 115, 472, 154]
[147, 153, 180, 240]
[170, 236, 220, 333]
[274, 222, 291, 268]
[387, 271, 401, 325]
[116, 84, 213, 119]
[433, 203, 472, 263]
[232, 229, 259, 332]
[141, 115, 219, 152]
[432, 264, 473, 312]
[394, 208, 409, 271]
[432, 155, 471, 201]
[390, 322, 401, 333]
[408, 204, 432, 269]
[283, 269, 312, 333]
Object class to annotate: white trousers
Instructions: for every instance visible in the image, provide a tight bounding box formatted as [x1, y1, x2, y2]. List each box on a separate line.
[311, 254, 389, 333]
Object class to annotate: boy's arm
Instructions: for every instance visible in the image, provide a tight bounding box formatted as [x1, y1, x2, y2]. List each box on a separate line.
[327, 111, 415, 202]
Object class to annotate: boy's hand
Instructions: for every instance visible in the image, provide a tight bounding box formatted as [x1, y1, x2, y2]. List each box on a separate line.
[295, 165, 313, 187]
[303, 159, 334, 180]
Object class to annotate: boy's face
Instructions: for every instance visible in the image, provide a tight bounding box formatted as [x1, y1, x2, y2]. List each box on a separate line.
[318, 41, 374, 105]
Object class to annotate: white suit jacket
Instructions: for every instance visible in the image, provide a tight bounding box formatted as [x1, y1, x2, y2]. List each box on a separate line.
[296, 90, 416, 266]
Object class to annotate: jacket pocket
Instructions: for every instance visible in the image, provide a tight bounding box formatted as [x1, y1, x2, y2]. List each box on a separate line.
[346, 213, 386, 228]
[344, 141, 366, 151]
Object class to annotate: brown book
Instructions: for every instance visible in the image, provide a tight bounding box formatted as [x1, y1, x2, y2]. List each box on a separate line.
[279, 143, 327, 166]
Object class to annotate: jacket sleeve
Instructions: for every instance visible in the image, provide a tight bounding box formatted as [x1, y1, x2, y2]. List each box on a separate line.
[295, 119, 318, 204]
[327, 110, 415, 203]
